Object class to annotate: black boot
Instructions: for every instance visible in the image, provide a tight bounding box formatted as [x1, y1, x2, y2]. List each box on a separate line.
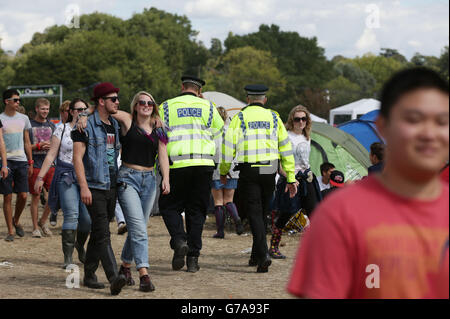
[172, 240, 188, 271]
[83, 242, 105, 289]
[75, 230, 89, 264]
[61, 230, 76, 269]
[256, 254, 272, 273]
[225, 202, 244, 235]
[186, 256, 200, 273]
[248, 255, 258, 267]
[213, 206, 225, 238]
[99, 243, 126, 295]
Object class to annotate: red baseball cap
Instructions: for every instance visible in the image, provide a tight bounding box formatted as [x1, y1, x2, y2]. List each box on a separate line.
[91, 82, 119, 101]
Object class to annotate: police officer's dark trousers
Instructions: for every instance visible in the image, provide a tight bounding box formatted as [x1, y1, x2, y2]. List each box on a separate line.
[159, 166, 214, 257]
[237, 165, 276, 262]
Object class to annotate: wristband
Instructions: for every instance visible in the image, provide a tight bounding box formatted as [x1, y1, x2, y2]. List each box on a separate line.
[28, 160, 34, 165]
[36, 143, 41, 151]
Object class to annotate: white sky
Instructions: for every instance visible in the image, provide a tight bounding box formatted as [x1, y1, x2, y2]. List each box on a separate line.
[0, 0, 448, 59]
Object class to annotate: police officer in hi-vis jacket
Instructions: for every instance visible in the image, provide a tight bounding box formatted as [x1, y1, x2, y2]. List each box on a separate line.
[159, 75, 224, 273]
[220, 84, 297, 273]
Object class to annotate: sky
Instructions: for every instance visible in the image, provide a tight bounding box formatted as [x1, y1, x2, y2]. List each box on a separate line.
[0, 0, 448, 59]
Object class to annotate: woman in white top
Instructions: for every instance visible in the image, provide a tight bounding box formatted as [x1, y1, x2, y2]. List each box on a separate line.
[270, 105, 322, 259]
[34, 98, 91, 269]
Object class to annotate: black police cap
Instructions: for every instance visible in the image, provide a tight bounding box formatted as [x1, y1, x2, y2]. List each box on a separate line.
[244, 84, 269, 95]
[181, 75, 206, 88]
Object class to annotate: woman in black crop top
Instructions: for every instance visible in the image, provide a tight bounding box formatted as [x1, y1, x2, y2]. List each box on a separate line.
[82, 90, 170, 292]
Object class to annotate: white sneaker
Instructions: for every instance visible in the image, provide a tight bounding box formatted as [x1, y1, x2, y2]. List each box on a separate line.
[32, 229, 42, 238]
[38, 222, 53, 237]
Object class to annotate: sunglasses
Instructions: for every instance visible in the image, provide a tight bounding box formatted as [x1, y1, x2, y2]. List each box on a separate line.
[293, 117, 307, 123]
[102, 96, 119, 103]
[7, 98, 21, 103]
[73, 107, 87, 112]
[138, 100, 156, 107]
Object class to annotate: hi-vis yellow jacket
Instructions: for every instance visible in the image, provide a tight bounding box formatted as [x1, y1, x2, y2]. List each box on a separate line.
[160, 93, 224, 169]
[219, 104, 296, 183]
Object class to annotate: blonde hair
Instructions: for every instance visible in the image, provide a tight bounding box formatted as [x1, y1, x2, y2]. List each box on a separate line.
[285, 105, 312, 140]
[59, 100, 71, 113]
[35, 98, 50, 108]
[217, 106, 228, 122]
[130, 91, 160, 124]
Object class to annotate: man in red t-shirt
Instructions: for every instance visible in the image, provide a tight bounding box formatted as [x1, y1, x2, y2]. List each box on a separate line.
[287, 68, 449, 299]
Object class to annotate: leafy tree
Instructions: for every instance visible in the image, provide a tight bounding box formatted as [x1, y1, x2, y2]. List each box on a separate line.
[203, 46, 286, 103]
[11, 30, 172, 116]
[410, 52, 440, 73]
[380, 48, 407, 64]
[438, 46, 449, 81]
[209, 38, 223, 58]
[224, 24, 333, 119]
[325, 76, 362, 109]
[125, 8, 209, 82]
[351, 53, 405, 96]
[333, 61, 376, 96]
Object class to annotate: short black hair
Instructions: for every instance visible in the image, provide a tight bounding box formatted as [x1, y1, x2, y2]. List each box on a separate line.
[320, 162, 335, 175]
[380, 67, 449, 119]
[370, 142, 385, 161]
[3, 89, 20, 104]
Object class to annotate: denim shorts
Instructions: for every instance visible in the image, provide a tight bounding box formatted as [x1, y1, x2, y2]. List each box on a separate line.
[0, 160, 29, 194]
[211, 178, 238, 190]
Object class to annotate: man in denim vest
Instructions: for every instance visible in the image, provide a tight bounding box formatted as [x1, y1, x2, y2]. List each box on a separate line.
[72, 82, 126, 295]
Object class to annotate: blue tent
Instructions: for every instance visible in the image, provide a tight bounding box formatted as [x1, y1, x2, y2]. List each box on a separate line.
[337, 110, 384, 152]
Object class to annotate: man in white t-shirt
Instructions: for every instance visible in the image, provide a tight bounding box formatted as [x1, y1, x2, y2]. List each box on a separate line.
[317, 162, 335, 191]
[0, 89, 33, 242]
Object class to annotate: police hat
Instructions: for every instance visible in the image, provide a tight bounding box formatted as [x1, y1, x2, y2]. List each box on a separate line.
[181, 75, 206, 88]
[244, 84, 269, 95]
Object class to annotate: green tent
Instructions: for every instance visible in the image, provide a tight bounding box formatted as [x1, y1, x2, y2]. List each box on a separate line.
[309, 122, 371, 181]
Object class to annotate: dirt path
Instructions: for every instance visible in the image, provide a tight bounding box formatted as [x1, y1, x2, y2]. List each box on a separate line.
[0, 196, 302, 299]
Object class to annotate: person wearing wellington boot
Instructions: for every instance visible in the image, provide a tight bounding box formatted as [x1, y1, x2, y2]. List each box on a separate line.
[35, 98, 92, 269]
[78, 91, 170, 292]
[211, 107, 243, 239]
[270, 105, 322, 260]
[72, 83, 126, 295]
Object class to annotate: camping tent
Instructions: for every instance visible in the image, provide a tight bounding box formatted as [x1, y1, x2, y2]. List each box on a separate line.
[337, 110, 385, 152]
[309, 122, 371, 181]
[329, 98, 380, 125]
[310, 114, 328, 123]
[203, 91, 327, 123]
[202, 91, 246, 120]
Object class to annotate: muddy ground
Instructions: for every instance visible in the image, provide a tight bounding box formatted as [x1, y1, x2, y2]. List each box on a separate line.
[0, 194, 303, 299]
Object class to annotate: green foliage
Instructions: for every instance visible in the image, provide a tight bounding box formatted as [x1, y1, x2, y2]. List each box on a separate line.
[203, 46, 286, 102]
[351, 53, 406, 96]
[1, 8, 447, 122]
[325, 76, 362, 109]
[438, 46, 449, 81]
[223, 24, 333, 119]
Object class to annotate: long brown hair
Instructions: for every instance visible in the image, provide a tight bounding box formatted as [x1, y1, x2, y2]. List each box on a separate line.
[285, 105, 312, 140]
[130, 91, 160, 126]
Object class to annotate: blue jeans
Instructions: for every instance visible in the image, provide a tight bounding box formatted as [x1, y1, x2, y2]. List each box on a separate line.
[117, 166, 157, 270]
[115, 199, 125, 225]
[58, 179, 91, 233]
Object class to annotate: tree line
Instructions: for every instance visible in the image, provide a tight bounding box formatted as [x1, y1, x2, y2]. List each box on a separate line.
[0, 7, 448, 120]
